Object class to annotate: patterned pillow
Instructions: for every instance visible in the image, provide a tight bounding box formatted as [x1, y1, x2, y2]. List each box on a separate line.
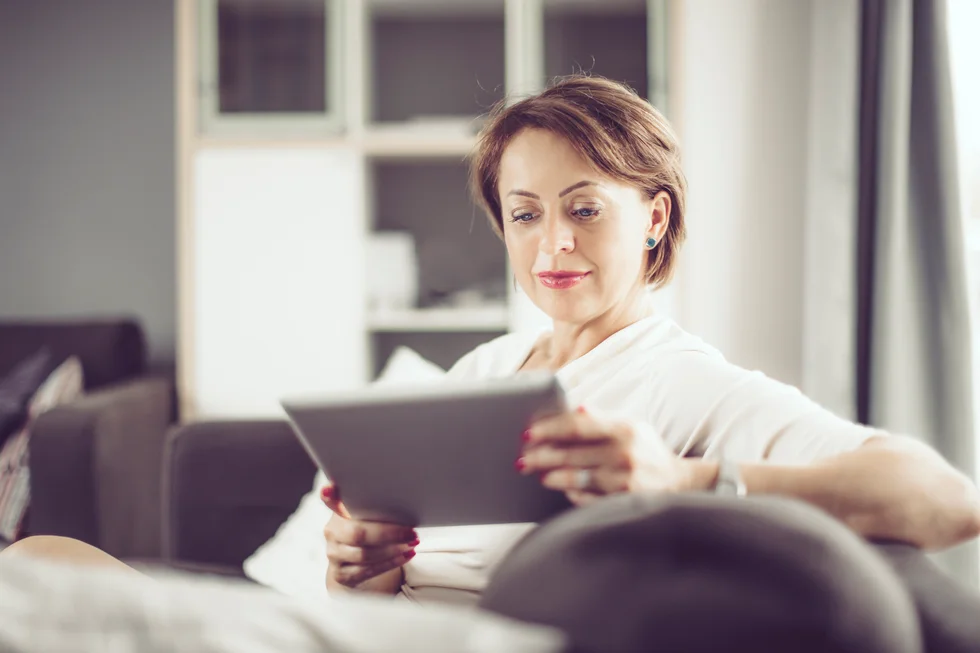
[0, 348, 59, 449]
[0, 357, 84, 542]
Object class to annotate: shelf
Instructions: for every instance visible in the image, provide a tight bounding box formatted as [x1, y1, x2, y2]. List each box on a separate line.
[367, 305, 508, 332]
[362, 125, 479, 158]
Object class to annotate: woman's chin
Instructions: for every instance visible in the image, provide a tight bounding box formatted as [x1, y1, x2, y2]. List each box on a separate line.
[532, 294, 594, 324]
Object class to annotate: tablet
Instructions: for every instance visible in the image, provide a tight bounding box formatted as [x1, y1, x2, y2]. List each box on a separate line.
[281, 372, 574, 527]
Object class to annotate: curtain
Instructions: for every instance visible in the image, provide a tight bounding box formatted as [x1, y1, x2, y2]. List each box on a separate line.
[804, 0, 977, 583]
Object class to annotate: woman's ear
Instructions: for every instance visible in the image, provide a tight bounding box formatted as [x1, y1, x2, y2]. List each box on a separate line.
[646, 190, 672, 241]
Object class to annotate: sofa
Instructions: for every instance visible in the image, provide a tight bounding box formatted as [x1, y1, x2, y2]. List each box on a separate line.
[161, 419, 312, 574]
[0, 319, 175, 559]
[163, 418, 980, 653]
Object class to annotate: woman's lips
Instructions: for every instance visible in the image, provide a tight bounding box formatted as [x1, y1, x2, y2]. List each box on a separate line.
[536, 271, 590, 290]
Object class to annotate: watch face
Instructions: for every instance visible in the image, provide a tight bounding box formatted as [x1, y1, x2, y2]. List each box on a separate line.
[715, 459, 746, 497]
[715, 479, 736, 496]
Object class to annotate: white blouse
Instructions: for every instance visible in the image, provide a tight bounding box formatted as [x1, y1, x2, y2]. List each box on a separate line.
[400, 314, 878, 606]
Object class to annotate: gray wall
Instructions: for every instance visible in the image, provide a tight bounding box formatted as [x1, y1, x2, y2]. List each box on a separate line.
[0, 0, 176, 367]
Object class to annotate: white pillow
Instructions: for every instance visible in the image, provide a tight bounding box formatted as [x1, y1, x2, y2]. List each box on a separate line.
[0, 555, 565, 653]
[243, 347, 447, 601]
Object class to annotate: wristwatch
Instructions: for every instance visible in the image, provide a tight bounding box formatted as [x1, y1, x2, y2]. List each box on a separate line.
[713, 456, 747, 497]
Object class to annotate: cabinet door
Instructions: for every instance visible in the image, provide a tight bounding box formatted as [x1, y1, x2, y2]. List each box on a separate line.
[198, 0, 344, 135]
[508, 0, 668, 112]
[192, 147, 367, 417]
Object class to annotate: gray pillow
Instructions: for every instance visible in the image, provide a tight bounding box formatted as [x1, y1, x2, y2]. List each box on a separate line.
[480, 493, 920, 653]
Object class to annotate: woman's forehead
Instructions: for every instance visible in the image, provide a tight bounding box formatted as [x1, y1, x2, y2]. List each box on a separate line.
[498, 129, 604, 192]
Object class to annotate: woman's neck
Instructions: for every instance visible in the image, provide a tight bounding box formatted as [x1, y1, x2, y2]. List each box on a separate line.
[543, 290, 656, 370]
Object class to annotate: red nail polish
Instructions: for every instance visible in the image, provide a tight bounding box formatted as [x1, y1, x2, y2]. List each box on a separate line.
[408, 538, 420, 547]
[515, 457, 526, 472]
[405, 550, 417, 560]
[321, 486, 333, 498]
[521, 430, 531, 442]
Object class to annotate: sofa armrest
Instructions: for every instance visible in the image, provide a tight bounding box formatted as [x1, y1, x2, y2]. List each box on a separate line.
[29, 376, 173, 559]
[162, 420, 316, 571]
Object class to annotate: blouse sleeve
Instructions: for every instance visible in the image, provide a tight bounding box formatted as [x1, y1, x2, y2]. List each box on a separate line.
[650, 350, 880, 464]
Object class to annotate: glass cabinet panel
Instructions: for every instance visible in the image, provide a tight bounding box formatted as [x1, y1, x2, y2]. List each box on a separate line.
[367, 0, 506, 127]
[198, 0, 343, 134]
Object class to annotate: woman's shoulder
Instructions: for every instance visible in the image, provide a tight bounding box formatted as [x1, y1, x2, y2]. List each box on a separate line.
[629, 315, 727, 362]
[446, 330, 544, 381]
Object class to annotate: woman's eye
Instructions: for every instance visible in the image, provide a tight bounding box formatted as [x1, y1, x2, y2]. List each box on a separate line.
[510, 212, 536, 223]
[571, 207, 600, 220]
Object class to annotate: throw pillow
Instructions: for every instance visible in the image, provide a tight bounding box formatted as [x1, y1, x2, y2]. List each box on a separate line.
[0, 357, 84, 542]
[0, 349, 61, 449]
[243, 346, 447, 600]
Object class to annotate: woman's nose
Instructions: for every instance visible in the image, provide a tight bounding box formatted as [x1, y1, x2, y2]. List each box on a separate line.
[539, 218, 575, 255]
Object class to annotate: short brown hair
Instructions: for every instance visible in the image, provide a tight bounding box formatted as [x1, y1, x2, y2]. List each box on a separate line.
[469, 75, 687, 288]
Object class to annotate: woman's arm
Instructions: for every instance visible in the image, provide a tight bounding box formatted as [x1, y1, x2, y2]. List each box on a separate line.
[687, 435, 980, 550]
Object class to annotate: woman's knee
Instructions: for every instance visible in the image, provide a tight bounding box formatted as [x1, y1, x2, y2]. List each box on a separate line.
[3, 535, 79, 558]
[2, 536, 137, 574]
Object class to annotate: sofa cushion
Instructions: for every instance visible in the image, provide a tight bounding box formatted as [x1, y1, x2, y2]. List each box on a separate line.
[0, 356, 84, 541]
[0, 320, 145, 391]
[0, 349, 61, 448]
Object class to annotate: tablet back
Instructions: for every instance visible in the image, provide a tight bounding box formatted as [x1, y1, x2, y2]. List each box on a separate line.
[282, 373, 573, 526]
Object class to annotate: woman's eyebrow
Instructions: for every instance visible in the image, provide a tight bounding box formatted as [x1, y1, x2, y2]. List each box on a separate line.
[558, 180, 599, 197]
[506, 180, 600, 200]
[507, 189, 540, 199]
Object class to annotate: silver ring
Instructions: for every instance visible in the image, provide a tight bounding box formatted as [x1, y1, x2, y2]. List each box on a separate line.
[575, 468, 591, 490]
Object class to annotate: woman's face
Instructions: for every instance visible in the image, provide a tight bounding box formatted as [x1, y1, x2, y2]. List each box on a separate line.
[497, 128, 669, 325]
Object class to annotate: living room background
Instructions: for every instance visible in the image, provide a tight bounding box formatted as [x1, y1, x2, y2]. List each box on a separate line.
[0, 0, 952, 430]
[0, 0, 177, 377]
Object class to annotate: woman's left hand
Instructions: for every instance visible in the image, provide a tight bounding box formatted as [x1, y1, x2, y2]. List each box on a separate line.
[517, 406, 693, 505]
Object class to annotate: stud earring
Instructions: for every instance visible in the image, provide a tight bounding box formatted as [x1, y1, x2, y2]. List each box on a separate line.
[645, 236, 658, 250]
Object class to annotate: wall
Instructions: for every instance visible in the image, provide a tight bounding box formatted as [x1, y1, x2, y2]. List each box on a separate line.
[674, 0, 813, 388]
[0, 0, 176, 368]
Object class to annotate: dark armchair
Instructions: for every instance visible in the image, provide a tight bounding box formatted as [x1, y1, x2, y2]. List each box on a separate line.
[0, 319, 175, 559]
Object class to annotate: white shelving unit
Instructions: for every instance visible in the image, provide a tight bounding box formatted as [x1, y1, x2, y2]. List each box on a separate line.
[361, 127, 478, 159]
[178, 0, 668, 416]
[366, 304, 509, 333]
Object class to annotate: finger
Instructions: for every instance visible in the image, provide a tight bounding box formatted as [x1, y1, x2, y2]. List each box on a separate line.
[332, 517, 417, 548]
[320, 485, 351, 520]
[333, 550, 416, 588]
[327, 539, 418, 566]
[541, 467, 626, 494]
[565, 490, 603, 506]
[519, 442, 623, 474]
[525, 409, 618, 447]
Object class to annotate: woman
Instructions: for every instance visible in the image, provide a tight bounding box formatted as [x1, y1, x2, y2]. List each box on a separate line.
[5, 76, 980, 608]
[320, 75, 980, 604]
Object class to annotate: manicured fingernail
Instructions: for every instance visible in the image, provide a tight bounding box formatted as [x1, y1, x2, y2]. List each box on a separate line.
[521, 429, 531, 442]
[408, 537, 420, 547]
[321, 486, 333, 498]
[515, 457, 526, 472]
[404, 550, 417, 560]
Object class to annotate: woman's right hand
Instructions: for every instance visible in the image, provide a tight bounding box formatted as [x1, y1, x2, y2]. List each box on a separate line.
[321, 484, 419, 595]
